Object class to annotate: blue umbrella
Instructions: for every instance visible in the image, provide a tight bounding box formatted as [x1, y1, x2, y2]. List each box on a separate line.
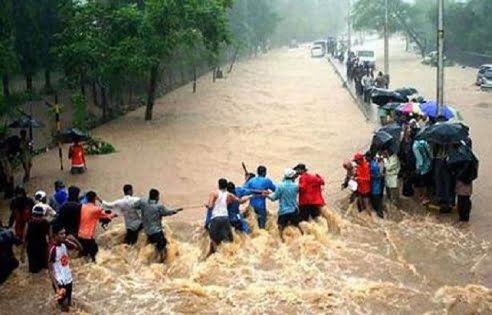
[419, 101, 455, 120]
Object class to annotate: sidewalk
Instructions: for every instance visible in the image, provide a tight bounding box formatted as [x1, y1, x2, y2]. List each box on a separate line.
[327, 55, 380, 123]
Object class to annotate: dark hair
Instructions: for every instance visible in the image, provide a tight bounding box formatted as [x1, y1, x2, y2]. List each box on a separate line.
[123, 184, 133, 195]
[54, 180, 64, 189]
[218, 178, 228, 190]
[257, 166, 267, 177]
[149, 189, 159, 201]
[86, 191, 97, 203]
[14, 186, 26, 197]
[52, 222, 65, 234]
[227, 182, 236, 194]
[67, 186, 80, 202]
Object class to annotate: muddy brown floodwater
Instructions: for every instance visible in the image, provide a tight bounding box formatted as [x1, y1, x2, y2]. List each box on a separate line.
[1, 47, 491, 314]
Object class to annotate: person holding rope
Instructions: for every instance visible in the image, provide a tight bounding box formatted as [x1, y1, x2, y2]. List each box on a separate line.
[102, 184, 142, 245]
[243, 166, 276, 229]
[206, 178, 251, 257]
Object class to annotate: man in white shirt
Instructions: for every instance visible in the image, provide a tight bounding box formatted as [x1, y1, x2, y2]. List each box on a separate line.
[102, 184, 142, 245]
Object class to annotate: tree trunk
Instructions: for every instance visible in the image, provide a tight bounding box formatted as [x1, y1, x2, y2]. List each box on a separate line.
[44, 69, 52, 92]
[228, 46, 239, 73]
[2, 75, 10, 97]
[25, 73, 33, 92]
[100, 85, 107, 121]
[79, 69, 86, 96]
[193, 65, 197, 93]
[212, 67, 216, 82]
[91, 81, 99, 107]
[128, 84, 133, 104]
[145, 65, 159, 121]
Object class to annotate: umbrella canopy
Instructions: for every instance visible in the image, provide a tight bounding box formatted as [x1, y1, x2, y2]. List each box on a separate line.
[8, 117, 45, 129]
[415, 122, 469, 145]
[58, 128, 91, 143]
[371, 130, 394, 152]
[419, 101, 456, 120]
[371, 88, 408, 106]
[396, 102, 424, 115]
[381, 102, 401, 112]
[394, 87, 418, 97]
[379, 122, 402, 140]
[379, 122, 402, 153]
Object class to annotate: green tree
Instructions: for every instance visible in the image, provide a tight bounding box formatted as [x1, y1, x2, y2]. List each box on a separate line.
[352, 0, 433, 57]
[12, 0, 43, 92]
[0, 1, 17, 97]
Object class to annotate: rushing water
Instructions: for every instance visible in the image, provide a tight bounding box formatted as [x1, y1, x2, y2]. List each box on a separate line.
[1, 46, 491, 314]
[2, 203, 490, 314]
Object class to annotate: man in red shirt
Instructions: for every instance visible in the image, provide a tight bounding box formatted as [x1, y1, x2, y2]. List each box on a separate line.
[353, 153, 371, 213]
[294, 164, 325, 222]
[68, 140, 86, 174]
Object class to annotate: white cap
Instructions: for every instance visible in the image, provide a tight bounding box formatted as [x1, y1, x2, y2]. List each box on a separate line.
[284, 168, 297, 179]
[35, 190, 47, 200]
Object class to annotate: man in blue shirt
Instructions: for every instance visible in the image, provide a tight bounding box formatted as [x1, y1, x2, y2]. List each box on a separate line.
[265, 168, 302, 241]
[243, 166, 276, 229]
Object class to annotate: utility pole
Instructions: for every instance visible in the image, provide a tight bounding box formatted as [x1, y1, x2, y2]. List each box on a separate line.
[437, 0, 445, 117]
[384, 0, 389, 76]
[347, 0, 352, 54]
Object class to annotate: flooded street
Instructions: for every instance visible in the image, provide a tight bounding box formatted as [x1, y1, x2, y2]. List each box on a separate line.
[1, 48, 491, 314]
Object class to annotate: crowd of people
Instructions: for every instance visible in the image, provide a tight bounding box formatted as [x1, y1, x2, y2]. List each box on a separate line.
[341, 103, 478, 223]
[0, 180, 184, 311]
[204, 164, 325, 255]
[0, 162, 328, 311]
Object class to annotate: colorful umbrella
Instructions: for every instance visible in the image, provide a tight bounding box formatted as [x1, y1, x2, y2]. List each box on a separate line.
[396, 102, 423, 115]
[419, 101, 457, 120]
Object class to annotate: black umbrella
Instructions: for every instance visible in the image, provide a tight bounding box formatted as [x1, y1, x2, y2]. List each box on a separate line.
[381, 102, 401, 112]
[8, 117, 45, 129]
[371, 130, 394, 152]
[371, 89, 408, 106]
[58, 128, 91, 143]
[415, 122, 469, 145]
[394, 87, 418, 97]
[379, 122, 402, 152]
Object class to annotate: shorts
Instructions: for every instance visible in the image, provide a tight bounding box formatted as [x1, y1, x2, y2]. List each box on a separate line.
[125, 224, 143, 245]
[209, 217, 233, 245]
[70, 166, 85, 174]
[277, 211, 300, 229]
[79, 238, 98, 262]
[299, 205, 321, 221]
[147, 231, 167, 251]
[53, 282, 73, 306]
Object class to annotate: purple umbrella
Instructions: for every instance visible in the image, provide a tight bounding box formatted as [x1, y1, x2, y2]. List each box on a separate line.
[419, 101, 455, 120]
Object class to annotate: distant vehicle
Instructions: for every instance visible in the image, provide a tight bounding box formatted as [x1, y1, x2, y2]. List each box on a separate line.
[422, 51, 448, 66]
[476, 64, 492, 86]
[356, 50, 376, 68]
[480, 69, 492, 91]
[313, 40, 327, 55]
[311, 44, 325, 58]
[289, 39, 299, 48]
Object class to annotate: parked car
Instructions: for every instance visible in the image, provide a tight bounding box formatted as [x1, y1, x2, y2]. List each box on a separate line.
[480, 69, 492, 91]
[476, 64, 492, 86]
[311, 44, 325, 58]
[356, 50, 376, 69]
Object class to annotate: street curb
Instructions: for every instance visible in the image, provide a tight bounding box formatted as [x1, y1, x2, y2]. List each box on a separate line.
[327, 57, 370, 121]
